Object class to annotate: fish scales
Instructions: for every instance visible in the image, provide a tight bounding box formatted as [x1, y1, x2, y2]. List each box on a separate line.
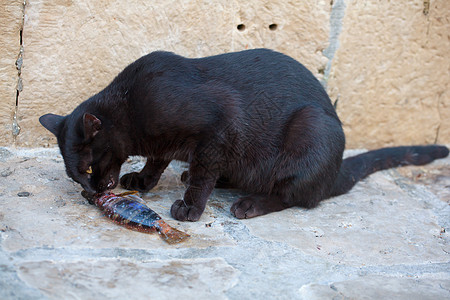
[82, 191, 190, 244]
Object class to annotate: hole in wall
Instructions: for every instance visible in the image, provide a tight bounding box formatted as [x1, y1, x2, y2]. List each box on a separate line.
[237, 24, 245, 31]
[269, 24, 278, 31]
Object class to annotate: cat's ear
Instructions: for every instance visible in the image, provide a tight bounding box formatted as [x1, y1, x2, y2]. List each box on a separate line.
[83, 113, 102, 140]
[39, 113, 65, 136]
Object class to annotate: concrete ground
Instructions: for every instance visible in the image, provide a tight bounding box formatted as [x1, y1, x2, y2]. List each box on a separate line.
[0, 147, 449, 300]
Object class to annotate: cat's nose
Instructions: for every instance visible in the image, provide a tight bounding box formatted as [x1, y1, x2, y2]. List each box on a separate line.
[81, 190, 96, 204]
[76, 174, 96, 194]
[81, 183, 96, 195]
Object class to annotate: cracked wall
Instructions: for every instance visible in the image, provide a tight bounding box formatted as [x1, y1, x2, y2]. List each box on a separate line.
[0, 0, 24, 146]
[0, 0, 448, 148]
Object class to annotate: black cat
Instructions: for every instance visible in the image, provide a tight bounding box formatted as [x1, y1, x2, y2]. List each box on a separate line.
[39, 49, 449, 221]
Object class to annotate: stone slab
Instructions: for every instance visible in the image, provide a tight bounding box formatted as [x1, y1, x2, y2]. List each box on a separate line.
[1, 0, 449, 148]
[242, 171, 449, 267]
[0, 151, 235, 252]
[0, 0, 23, 146]
[327, 0, 450, 148]
[16, 0, 330, 147]
[299, 275, 450, 300]
[0, 147, 449, 299]
[17, 258, 239, 299]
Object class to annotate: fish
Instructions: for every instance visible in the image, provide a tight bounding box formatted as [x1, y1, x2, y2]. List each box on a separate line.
[82, 190, 190, 244]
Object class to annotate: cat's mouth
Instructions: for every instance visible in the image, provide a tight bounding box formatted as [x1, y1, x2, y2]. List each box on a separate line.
[81, 176, 115, 199]
[98, 174, 117, 192]
[78, 174, 116, 196]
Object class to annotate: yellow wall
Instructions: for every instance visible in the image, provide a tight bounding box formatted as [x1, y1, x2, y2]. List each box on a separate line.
[1, 0, 448, 148]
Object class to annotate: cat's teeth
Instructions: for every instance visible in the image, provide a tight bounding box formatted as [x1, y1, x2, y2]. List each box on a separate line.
[107, 178, 115, 189]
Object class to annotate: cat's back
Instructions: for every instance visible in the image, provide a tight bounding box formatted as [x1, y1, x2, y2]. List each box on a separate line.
[194, 49, 311, 81]
[112, 49, 335, 123]
[117, 49, 324, 96]
[192, 49, 331, 108]
[134, 49, 321, 87]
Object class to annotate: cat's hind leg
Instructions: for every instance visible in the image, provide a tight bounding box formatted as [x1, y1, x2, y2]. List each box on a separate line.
[230, 194, 290, 219]
[231, 106, 344, 219]
[120, 159, 169, 192]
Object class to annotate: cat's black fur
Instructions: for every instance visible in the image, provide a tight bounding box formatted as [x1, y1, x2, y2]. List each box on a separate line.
[39, 49, 449, 221]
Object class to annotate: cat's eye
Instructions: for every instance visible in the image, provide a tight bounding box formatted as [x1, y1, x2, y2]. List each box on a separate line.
[86, 166, 93, 174]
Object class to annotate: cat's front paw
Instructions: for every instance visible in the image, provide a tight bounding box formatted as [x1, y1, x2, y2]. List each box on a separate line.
[170, 200, 203, 222]
[119, 172, 158, 192]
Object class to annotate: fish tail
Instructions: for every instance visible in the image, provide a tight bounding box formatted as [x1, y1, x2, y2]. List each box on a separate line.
[155, 220, 190, 244]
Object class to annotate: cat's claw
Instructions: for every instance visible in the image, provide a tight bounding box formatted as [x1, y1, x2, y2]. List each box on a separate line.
[171, 200, 203, 222]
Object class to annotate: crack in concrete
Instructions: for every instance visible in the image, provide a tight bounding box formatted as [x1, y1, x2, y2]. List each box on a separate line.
[12, 1, 27, 142]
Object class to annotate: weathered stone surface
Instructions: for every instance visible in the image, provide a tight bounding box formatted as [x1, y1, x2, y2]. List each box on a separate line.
[17, 258, 239, 299]
[0, 147, 449, 298]
[231, 0, 330, 76]
[0, 0, 23, 146]
[327, 0, 450, 148]
[16, 0, 330, 147]
[396, 163, 450, 203]
[0, 151, 235, 252]
[241, 171, 449, 267]
[299, 275, 450, 300]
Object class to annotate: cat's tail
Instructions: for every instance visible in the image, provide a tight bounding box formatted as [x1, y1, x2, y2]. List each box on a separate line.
[330, 145, 449, 197]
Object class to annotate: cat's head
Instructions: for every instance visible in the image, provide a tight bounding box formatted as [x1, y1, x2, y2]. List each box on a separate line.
[39, 110, 124, 195]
